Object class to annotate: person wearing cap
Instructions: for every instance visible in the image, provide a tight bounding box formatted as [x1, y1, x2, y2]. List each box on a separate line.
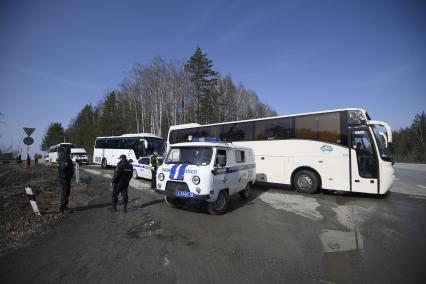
[58, 148, 74, 213]
[111, 154, 133, 212]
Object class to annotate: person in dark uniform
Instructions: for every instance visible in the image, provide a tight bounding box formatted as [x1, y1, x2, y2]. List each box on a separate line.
[58, 148, 74, 213]
[150, 151, 159, 189]
[111, 154, 133, 213]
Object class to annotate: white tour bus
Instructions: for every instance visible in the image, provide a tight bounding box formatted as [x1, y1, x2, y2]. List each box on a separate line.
[48, 143, 75, 163]
[167, 108, 395, 195]
[93, 133, 165, 168]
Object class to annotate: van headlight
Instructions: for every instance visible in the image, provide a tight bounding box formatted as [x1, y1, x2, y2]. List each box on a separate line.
[192, 175, 200, 185]
[158, 173, 165, 181]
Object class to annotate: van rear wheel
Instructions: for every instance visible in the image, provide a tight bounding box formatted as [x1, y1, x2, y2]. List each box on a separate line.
[240, 183, 251, 199]
[208, 190, 229, 215]
[293, 170, 319, 194]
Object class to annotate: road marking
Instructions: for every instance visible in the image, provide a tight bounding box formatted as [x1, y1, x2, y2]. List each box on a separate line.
[417, 185, 426, 189]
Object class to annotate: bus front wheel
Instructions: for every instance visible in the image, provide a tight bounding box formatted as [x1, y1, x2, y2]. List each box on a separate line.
[101, 158, 107, 169]
[293, 170, 319, 194]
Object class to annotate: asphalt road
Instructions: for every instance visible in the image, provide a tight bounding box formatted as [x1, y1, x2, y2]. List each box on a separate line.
[1, 164, 425, 283]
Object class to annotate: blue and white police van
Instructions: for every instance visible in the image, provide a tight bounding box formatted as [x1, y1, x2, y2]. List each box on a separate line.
[154, 139, 256, 214]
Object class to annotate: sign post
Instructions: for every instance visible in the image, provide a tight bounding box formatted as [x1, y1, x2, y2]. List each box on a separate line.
[22, 127, 35, 168]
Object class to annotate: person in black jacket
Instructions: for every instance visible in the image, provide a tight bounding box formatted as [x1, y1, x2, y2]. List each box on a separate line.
[58, 148, 74, 213]
[111, 154, 133, 213]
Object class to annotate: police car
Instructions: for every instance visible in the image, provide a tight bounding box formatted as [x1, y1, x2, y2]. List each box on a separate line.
[70, 148, 89, 164]
[132, 156, 163, 179]
[155, 140, 256, 214]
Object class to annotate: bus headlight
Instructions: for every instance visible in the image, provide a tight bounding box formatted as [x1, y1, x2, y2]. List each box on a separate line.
[158, 173, 165, 181]
[192, 175, 200, 185]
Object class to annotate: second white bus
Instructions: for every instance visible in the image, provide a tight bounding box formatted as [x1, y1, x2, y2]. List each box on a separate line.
[166, 108, 394, 195]
[93, 133, 165, 168]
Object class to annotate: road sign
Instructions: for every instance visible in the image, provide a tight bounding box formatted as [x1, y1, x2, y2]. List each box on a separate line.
[23, 127, 35, 136]
[23, 137, 34, 145]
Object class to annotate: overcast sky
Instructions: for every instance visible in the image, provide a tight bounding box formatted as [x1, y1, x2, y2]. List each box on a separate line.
[0, 0, 425, 155]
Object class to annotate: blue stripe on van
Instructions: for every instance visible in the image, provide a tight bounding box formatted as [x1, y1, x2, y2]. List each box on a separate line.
[211, 164, 255, 176]
[176, 164, 188, 180]
[169, 164, 179, 179]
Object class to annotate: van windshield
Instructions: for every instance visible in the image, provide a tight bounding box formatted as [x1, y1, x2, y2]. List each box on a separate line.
[165, 147, 213, 166]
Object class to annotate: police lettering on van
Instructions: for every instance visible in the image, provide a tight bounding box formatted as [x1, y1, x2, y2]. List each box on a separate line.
[154, 141, 256, 214]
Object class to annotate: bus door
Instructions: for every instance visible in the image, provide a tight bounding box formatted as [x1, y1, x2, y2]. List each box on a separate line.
[349, 127, 379, 194]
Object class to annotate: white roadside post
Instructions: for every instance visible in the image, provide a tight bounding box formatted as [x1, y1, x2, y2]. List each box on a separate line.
[76, 162, 80, 183]
[25, 187, 41, 216]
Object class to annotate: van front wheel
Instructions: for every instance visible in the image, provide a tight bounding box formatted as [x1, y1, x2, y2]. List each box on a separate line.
[208, 190, 229, 215]
[165, 196, 181, 208]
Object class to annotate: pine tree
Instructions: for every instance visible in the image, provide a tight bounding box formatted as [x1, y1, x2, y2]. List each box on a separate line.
[98, 92, 121, 136]
[66, 104, 98, 155]
[184, 47, 218, 123]
[40, 122, 65, 151]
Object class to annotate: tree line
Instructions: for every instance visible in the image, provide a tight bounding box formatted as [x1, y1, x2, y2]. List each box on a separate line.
[41, 47, 276, 155]
[389, 112, 426, 163]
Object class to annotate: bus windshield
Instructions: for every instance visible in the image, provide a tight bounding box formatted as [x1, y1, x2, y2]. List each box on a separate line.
[165, 147, 213, 166]
[371, 125, 392, 162]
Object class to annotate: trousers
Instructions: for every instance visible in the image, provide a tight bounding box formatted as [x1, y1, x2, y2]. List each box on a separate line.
[151, 169, 157, 189]
[60, 178, 71, 210]
[112, 184, 129, 206]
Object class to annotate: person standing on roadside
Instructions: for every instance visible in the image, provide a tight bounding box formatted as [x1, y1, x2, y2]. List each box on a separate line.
[58, 148, 74, 213]
[111, 154, 133, 213]
[34, 153, 38, 165]
[150, 151, 160, 189]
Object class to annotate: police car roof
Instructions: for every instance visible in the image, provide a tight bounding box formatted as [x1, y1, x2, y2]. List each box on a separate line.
[171, 142, 251, 150]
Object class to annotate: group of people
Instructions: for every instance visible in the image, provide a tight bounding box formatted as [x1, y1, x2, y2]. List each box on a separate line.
[57, 149, 160, 213]
[16, 153, 39, 165]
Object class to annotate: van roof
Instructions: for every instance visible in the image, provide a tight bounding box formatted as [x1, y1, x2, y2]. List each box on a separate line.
[170, 142, 252, 150]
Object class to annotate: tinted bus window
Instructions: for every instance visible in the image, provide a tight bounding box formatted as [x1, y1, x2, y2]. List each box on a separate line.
[255, 117, 293, 140]
[199, 125, 222, 139]
[295, 112, 341, 144]
[170, 128, 200, 144]
[221, 122, 254, 141]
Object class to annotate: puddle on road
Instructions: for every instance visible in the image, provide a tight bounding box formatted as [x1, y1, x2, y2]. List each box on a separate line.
[126, 219, 165, 239]
[258, 192, 323, 221]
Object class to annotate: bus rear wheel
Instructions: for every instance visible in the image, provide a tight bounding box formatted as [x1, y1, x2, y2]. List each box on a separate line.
[293, 170, 319, 194]
[101, 158, 107, 169]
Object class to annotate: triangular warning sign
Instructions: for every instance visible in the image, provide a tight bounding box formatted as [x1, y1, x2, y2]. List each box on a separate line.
[23, 127, 35, 136]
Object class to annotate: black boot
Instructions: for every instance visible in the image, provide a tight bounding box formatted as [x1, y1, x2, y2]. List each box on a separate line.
[123, 203, 128, 213]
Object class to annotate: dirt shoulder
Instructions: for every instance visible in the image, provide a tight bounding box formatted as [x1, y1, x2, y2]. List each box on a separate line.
[0, 163, 95, 257]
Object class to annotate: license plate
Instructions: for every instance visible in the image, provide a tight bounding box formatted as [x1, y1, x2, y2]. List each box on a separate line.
[176, 191, 194, 198]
